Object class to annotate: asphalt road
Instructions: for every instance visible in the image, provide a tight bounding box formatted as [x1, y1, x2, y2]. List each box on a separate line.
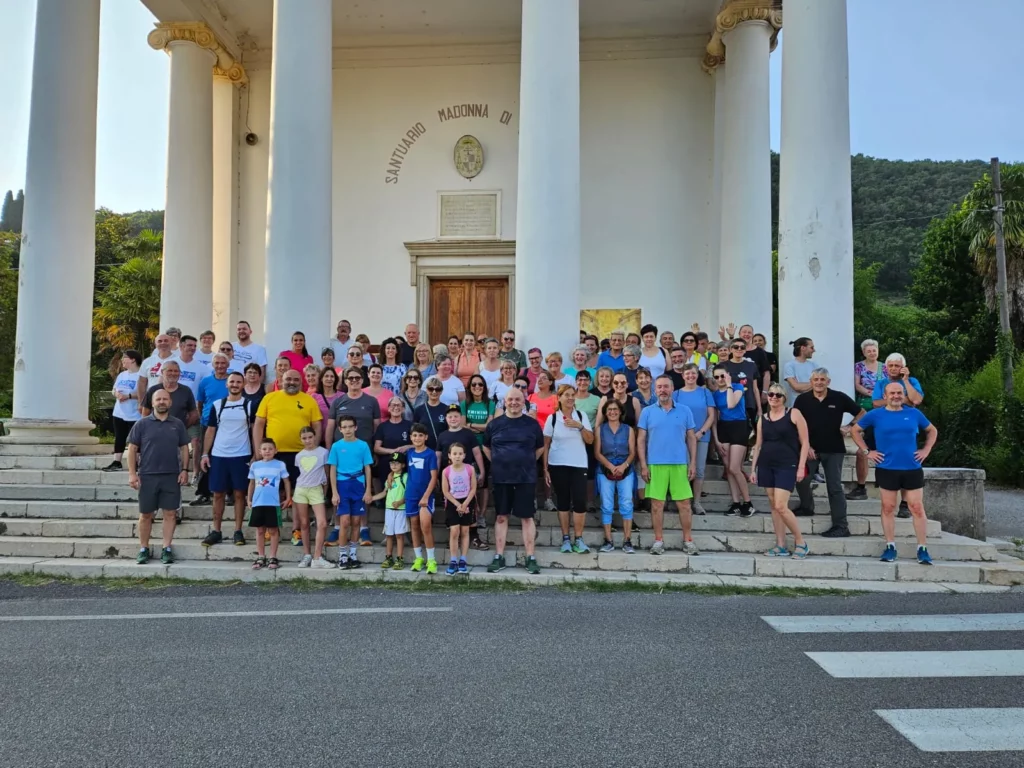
[985, 487, 1024, 540]
[1, 583, 1023, 768]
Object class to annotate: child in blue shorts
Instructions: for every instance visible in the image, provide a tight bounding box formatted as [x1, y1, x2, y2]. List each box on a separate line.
[327, 414, 373, 569]
[405, 423, 438, 574]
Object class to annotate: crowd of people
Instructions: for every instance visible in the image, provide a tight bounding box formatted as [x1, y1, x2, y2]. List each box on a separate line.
[116, 319, 938, 572]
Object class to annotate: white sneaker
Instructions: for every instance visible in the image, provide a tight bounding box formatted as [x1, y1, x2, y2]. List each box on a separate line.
[297, 554, 312, 568]
[682, 540, 700, 556]
[692, 501, 706, 516]
[650, 539, 665, 555]
[311, 557, 331, 569]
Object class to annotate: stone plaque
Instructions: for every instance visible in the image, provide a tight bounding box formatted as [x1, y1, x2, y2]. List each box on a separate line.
[438, 192, 499, 238]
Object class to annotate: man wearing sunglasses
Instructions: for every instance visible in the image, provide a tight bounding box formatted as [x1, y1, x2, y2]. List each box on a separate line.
[497, 329, 527, 372]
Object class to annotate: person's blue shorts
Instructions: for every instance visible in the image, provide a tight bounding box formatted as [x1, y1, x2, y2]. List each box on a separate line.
[335, 477, 367, 517]
[756, 465, 797, 492]
[405, 497, 434, 518]
[209, 455, 249, 494]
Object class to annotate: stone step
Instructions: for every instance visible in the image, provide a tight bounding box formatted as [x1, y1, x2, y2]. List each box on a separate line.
[4, 549, 1021, 587]
[0, 445, 112, 457]
[0, 484, 154, 501]
[0, 455, 119, 471]
[0, 469, 134, 486]
[0, 513, 942, 541]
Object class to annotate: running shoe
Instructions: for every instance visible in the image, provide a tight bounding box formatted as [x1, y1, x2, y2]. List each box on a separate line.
[765, 546, 790, 557]
[337, 555, 349, 569]
[392, 556, 405, 570]
[559, 538, 573, 553]
[486, 554, 507, 573]
[201, 530, 223, 548]
[325, 527, 340, 545]
[880, 543, 898, 563]
[820, 526, 850, 538]
[189, 494, 211, 507]
[813, 471, 825, 484]
[791, 543, 810, 559]
[739, 502, 755, 518]
[291, 531, 302, 546]
[232, 530, 246, 546]
[136, 547, 150, 565]
[917, 546, 933, 565]
[298, 554, 312, 568]
[311, 557, 331, 569]
[543, 497, 557, 512]
[572, 537, 591, 554]
[348, 556, 361, 569]
[426, 558, 438, 575]
[682, 539, 700, 556]
[692, 501, 706, 516]
[525, 556, 540, 574]
[793, 507, 815, 517]
[724, 503, 741, 517]
[650, 539, 665, 555]
[622, 541, 635, 554]
[101, 460, 122, 472]
[599, 540, 615, 553]
[381, 555, 394, 569]
[845, 485, 867, 501]
[160, 547, 173, 565]
[411, 556, 425, 572]
[457, 560, 469, 574]
[446, 560, 457, 576]
[897, 501, 911, 519]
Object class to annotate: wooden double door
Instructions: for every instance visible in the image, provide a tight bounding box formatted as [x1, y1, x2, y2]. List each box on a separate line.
[429, 278, 509, 345]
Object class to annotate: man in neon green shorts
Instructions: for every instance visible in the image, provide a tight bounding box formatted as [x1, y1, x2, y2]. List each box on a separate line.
[637, 374, 698, 555]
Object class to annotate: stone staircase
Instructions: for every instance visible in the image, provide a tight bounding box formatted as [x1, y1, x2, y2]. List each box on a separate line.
[0, 444, 1021, 587]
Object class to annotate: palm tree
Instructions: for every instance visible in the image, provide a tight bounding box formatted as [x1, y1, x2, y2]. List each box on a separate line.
[92, 254, 162, 375]
[961, 164, 1024, 343]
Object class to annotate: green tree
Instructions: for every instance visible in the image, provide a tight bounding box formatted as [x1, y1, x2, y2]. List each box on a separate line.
[92, 254, 162, 374]
[0, 191, 13, 232]
[0, 232, 21, 414]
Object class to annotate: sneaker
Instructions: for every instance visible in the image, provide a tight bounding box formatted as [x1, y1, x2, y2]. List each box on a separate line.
[813, 471, 825, 484]
[650, 539, 665, 555]
[622, 541, 635, 554]
[917, 546, 933, 565]
[897, 502, 911, 519]
[347, 556, 361, 569]
[232, 530, 246, 546]
[298, 554, 312, 568]
[426, 558, 438, 575]
[572, 537, 591, 554]
[188, 494, 211, 507]
[291, 531, 302, 546]
[411, 556, 425, 572]
[724, 503, 741, 517]
[791, 543, 810, 559]
[845, 485, 867, 501]
[739, 502, 755, 518]
[880, 543, 898, 563]
[311, 557, 331, 569]
[325, 527, 340, 545]
[692, 501, 706, 516]
[559, 538, 573, 554]
[682, 539, 700, 556]
[446, 560, 457, 576]
[525, 556, 541, 574]
[337, 555, 349, 569]
[793, 507, 815, 517]
[821, 526, 850, 538]
[201, 530, 223, 548]
[101, 460, 122, 472]
[160, 547, 173, 565]
[457, 560, 469, 574]
[136, 547, 150, 565]
[486, 554, 507, 573]
[381, 555, 394, 569]
[543, 497, 557, 512]
[392, 556, 405, 570]
[599, 540, 615, 553]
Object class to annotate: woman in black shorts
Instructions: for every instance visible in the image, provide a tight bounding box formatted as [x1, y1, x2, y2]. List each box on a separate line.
[543, 384, 594, 555]
[750, 383, 810, 558]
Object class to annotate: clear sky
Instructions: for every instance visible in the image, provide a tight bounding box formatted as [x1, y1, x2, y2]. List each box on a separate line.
[0, 0, 1021, 213]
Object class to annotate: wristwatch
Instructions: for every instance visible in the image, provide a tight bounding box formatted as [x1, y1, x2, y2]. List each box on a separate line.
[859, 449, 869, 456]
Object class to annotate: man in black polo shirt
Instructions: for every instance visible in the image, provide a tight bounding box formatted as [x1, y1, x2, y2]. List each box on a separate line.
[793, 367, 864, 537]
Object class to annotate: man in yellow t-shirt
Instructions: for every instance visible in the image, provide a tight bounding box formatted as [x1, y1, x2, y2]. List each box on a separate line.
[254, 369, 322, 487]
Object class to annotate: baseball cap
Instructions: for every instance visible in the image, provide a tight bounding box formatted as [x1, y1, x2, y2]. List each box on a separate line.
[446, 403, 462, 414]
[389, 452, 406, 465]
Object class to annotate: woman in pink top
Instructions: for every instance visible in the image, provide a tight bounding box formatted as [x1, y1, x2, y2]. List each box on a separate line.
[311, 367, 342, 435]
[279, 331, 314, 373]
[365, 364, 395, 415]
[455, 332, 482, 387]
[525, 347, 546, 394]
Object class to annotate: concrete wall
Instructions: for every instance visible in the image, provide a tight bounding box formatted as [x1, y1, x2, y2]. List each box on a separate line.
[235, 55, 715, 350]
[923, 468, 986, 540]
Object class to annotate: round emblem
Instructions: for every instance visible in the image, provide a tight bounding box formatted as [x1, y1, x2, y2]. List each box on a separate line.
[454, 135, 484, 179]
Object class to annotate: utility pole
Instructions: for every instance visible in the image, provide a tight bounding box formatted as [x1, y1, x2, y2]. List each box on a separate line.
[991, 157, 1013, 395]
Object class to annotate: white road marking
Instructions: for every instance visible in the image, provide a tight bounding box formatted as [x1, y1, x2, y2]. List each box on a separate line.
[876, 708, 1024, 752]
[0, 607, 453, 622]
[807, 650, 1024, 678]
[763, 613, 1024, 634]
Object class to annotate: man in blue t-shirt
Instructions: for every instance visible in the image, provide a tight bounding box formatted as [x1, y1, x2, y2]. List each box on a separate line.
[852, 382, 938, 566]
[596, 330, 627, 372]
[871, 352, 924, 408]
[638, 375, 698, 557]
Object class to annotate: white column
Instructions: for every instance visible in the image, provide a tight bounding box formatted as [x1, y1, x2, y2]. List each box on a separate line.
[718, 21, 773, 345]
[514, 0, 580, 358]
[778, 0, 854, 395]
[264, 0, 333, 358]
[212, 76, 236, 341]
[708, 62, 727, 329]
[160, 40, 215, 333]
[4, 0, 101, 444]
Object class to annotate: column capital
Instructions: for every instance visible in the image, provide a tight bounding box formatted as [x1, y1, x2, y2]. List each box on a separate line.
[147, 22, 247, 85]
[703, 0, 782, 73]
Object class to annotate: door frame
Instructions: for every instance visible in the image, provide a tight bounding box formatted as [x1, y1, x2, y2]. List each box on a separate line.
[404, 239, 516, 342]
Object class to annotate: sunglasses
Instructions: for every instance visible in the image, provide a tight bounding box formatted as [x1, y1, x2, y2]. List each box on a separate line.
[346, 377, 362, 382]
[470, 382, 485, 387]
[714, 374, 727, 380]
[767, 392, 785, 399]
[502, 337, 514, 342]
[427, 386, 442, 392]
[514, 383, 528, 389]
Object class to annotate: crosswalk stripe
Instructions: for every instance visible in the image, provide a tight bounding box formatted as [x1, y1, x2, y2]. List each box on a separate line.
[763, 613, 1024, 634]
[876, 708, 1024, 752]
[806, 650, 1024, 678]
